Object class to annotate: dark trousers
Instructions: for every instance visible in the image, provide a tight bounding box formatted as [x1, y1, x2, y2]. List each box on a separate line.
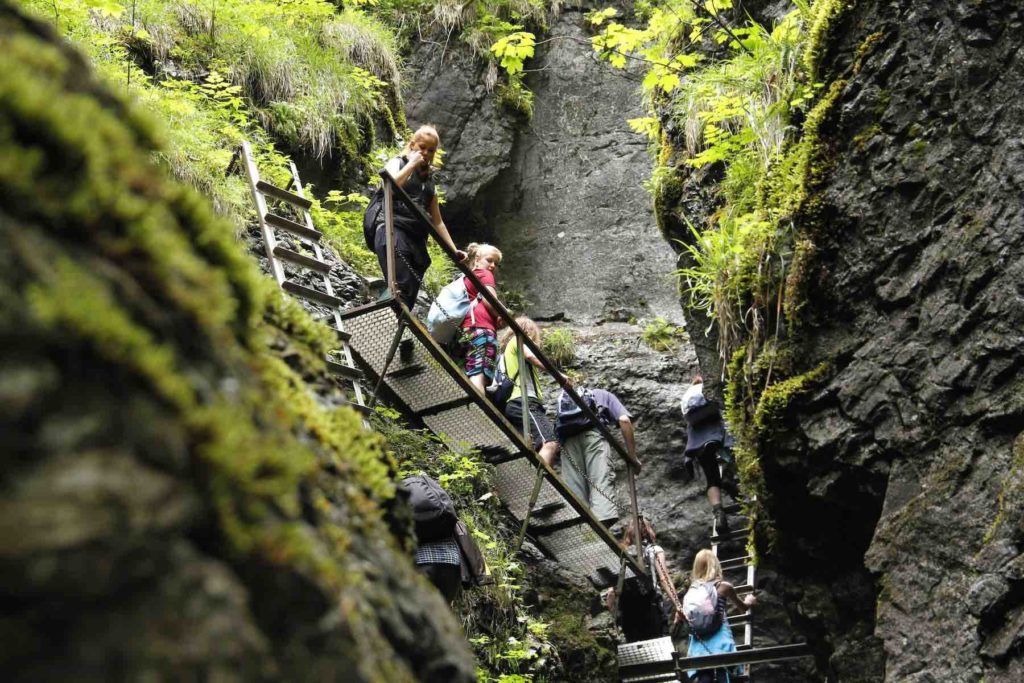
[374, 224, 429, 310]
[695, 442, 723, 491]
[419, 562, 462, 603]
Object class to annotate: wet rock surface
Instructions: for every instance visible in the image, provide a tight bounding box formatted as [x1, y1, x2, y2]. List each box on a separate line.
[406, 7, 681, 325]
[0, 7, 474, 681]
[738, 1, 1024, 679]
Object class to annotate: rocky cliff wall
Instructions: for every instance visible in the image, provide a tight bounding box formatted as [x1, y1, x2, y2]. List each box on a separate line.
[0, 7, 474, 681]
[720, 1, 1024, 680]
[406, 5, 681, 324]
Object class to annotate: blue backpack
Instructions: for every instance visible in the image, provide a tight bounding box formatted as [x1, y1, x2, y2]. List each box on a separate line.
[426, 276, 480, 344]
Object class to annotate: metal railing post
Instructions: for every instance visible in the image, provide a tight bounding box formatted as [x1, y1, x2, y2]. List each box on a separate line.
[514, 330, 544, 552]
[383, 180, 397, 300]
[627, 466, 645, 572]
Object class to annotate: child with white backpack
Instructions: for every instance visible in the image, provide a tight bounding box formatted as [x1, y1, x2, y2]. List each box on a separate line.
[682, 549, 756, 683]
[455, 243, 503, 394]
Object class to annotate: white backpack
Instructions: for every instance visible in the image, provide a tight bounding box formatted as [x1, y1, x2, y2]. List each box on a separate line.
[682, 581, 722, 637]
[426, 276, 479, 344]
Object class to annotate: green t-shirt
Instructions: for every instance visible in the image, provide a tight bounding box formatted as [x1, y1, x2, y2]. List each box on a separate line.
[503, 340, 541, 402]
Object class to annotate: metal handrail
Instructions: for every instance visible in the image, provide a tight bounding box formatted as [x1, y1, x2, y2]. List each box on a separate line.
[379, 169, 645, 569]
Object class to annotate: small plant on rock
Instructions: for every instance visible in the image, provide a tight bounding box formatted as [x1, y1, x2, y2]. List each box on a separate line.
[542, 327, 576, 365]
[640, 316, 686, 352]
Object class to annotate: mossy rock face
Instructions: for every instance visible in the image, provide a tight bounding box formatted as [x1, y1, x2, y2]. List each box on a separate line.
[0, 5, 473, 681]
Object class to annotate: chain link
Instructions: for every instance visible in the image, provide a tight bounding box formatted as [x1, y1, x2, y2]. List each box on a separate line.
[560, 438, 628, 516]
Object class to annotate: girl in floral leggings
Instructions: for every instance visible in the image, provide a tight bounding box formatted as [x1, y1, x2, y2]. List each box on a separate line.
[458, 243, 503, 394]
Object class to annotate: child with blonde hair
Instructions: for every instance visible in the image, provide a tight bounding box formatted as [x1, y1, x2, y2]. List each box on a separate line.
[372, 125, 465, 309]
[498, 317, 569, 467]
[458, 243, 503, 393]
[683, 549, 756, 683]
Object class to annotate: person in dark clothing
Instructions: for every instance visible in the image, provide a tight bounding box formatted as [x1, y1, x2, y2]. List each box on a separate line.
[374, 125, 465, 309]
[681, 376, 731, 534]
[415, 535, 463, 603]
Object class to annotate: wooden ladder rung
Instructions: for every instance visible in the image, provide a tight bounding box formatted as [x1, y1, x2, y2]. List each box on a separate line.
[265, 212, 322, 242]
[325, 359, 362, 380]
[257, 180, 313, 210]
[273, 245, 330, 274]
[283, 280, 344, 309]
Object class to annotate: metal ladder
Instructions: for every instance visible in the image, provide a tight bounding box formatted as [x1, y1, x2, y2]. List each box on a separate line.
[239, 141, 370, 418]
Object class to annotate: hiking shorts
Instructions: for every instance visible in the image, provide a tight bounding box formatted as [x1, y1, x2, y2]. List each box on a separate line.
[505, 397, 556, 450]
[458, 327, 498, 379]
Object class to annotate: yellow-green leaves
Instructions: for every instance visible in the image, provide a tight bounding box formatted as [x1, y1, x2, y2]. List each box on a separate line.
[490, 31, 536, 75]
[628, 116, 659, 141]
[586, 7, 619, 26]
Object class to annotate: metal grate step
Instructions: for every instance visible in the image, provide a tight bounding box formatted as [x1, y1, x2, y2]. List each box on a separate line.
[266, 212, 322, 242]
[283, 280, 345, 309]
[341, 300, 643, 583]
[257, 179, 313, 210]
[387, 364, 426, 379]
[273, 245, 330, 274]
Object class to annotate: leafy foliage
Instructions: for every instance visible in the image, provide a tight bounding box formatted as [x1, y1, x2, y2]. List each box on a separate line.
[590, 0, 819, 366]
[541, 327, 576, 365]
[374, 412, 561, 681]
[640, 316, 687, 353]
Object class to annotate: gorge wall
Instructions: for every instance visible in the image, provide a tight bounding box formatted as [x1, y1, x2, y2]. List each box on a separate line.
[0, 7, 475, 681]
[673, 1, 1024, 680]
[406, 4, 680, 324]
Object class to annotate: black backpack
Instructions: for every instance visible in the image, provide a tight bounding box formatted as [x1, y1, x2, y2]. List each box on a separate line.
[402, 475, 457, 542]
[362, 186, 383, 250]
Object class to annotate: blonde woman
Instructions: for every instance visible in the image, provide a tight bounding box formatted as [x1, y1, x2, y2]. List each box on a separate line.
[374, 125, 465, 309]
[684, 549, 756, 683]
[498, 317, 569, 466]
[458, 243, 503, 393]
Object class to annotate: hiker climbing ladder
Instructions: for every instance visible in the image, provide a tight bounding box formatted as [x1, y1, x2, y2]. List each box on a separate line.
[340, 171, 650, 586]
[239, 141, 370, 418]
[617, 502, 812, 682]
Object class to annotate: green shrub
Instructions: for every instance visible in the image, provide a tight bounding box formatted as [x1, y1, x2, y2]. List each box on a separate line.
[640, 316, 686, 352]
[542, 327, 576, 365]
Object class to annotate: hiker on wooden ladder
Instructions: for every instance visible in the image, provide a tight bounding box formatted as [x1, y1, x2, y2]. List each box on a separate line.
[368, 125, 465, 309]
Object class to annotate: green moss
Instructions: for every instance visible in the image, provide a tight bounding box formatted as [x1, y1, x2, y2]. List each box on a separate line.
[983, 433, 1024, 544]
[753, 362, 830, 433]
[852, 30, 884, 74]
[851, 123, 882, 151]
[804, 0, 850, 80]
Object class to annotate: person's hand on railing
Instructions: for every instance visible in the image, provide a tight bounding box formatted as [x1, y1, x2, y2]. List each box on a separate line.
[454, 247, 467, 261]
[629, 457, 643, 474]
[559, 372, 573, 388]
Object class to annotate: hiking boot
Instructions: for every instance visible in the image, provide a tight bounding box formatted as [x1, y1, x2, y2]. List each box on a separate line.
[713, 504, 730, 537]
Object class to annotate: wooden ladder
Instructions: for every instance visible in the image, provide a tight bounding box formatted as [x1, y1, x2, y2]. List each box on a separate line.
[239, 141, 370, 418]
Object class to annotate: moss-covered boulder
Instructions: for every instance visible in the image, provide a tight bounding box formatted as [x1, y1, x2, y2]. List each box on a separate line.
[0, 4, 473, 680]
